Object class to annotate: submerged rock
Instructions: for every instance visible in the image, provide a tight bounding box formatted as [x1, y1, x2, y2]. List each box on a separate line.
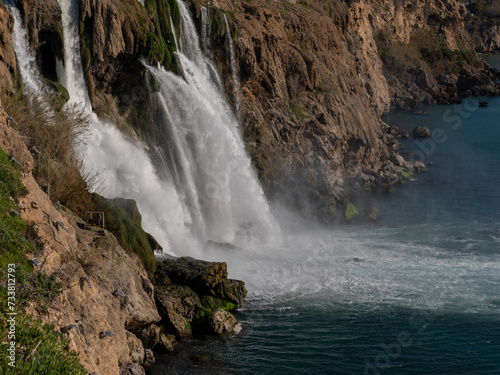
[413, 126, 432, 138]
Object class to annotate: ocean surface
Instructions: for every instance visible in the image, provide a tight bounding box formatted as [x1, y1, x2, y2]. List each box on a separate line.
[151, 56, 500, 374]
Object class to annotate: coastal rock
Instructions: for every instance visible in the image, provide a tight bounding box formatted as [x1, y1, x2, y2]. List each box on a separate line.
[413, 126, 432, 138]
[155, 283, 201, 338]
[137, 324, 162, 350]
[387, 125, 409, 139]
[158, 333, 176, 352]
[202, 309, 239, 336]
[157, 257, 247, 308]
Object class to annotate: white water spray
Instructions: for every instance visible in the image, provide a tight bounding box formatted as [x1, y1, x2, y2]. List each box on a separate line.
[56, 0, 195, 254]
[146, 0, 280, 247]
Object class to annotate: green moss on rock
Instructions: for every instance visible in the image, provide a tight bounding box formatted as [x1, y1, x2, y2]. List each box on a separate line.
[92, 195, 160, 273]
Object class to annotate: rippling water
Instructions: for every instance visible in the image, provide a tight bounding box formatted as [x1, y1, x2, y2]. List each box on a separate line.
[151, 56, 500, 375]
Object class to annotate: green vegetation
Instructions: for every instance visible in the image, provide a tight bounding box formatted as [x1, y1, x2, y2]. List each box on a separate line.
[0, 148, 85, 373]
[375, 28, 482, 79]
[91, 195, 160, 273]
[402, 171, 414, 180]
[0, 298, 87, 374]
[343, 199, 359, 222]
[1, 89, 92, 216]
[289, 99, 306, 118]
[145, 0, 181, 72]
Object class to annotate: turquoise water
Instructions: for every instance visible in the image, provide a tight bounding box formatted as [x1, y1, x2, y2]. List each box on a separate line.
[151, 58, 500, 374]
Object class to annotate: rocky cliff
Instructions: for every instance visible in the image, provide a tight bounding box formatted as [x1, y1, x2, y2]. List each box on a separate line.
[197, 0, 499, 219]
[0, 3, 16, 89]
[0, 95, 246, 374]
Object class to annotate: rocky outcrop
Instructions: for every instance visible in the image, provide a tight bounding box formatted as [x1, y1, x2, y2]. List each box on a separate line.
[153, 257, 246, 340]
[413, 126, 432, 139]
[0, 3, 16, 89]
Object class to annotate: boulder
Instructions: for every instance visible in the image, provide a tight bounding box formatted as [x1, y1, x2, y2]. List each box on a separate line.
[126, 331, 145, 365]
[156, 257, 247, 308]
[154, 284, 201, 338]
[158, 333, 176, 352]
[202, 309, 239, 336]
[119, 363, 146, 375]
[387, 125, 409, 139]
[412, 126, 431, 138]
[143, 349, 155, 368]
[137, 324, 161, 349]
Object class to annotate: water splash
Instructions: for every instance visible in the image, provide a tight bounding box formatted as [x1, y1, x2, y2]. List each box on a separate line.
[146, 0, 280, 248]
[55, 0, 195, 255]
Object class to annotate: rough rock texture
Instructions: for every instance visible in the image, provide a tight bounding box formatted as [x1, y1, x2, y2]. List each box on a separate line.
[0, 3, 16, 89]
[17, 0, 63, 82]
[468, 22, 500, 52]
[179, 0, 498, 220]
[191, 0, 432, 218]
[202, 308, 239, 335]
[0, 99, 160, 375]
[153, 257, 247, 340]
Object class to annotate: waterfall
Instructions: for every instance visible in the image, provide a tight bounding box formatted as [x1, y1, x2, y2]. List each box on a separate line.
[146, 0, 280, 246]
[201, 6, 211, 52]
[55, 0, 194, 254]
[223, 14, 240, 113]
[4, 1, 47, 96]
[169, 13, 180, 51]
[7, 0, 279, 254]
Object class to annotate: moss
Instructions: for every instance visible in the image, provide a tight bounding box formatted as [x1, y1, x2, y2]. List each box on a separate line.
[343, 199, 359, 222]
[402, 171, 413, 180]
[91, 195, 159, 273]
[289, 99, 306, 118]
[42, 78, 70, 109]
[364, 206, 380, 221]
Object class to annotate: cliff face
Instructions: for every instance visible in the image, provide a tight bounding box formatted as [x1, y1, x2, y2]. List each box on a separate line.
[188, 0, 499, 218]
[0, 3, 16, 89]
[17, 0, 64, 82]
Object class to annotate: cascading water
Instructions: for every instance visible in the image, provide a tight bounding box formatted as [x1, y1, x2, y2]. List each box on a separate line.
[146, 0, 280, 247]
[4, 1, 48, 96]
[200, 6, 211, 52]
[55, 0, 194, 254]
[223, 14, 240, 113]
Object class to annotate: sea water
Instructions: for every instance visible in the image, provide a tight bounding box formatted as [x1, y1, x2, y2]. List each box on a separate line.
[151, 59, 500, 374]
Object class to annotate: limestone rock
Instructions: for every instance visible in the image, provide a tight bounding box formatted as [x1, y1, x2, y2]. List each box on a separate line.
[126, 331, 145, 365]
[154, 283, 201, 338]
[0, 3, 16, 89]
[119, 362, 146, 375]
[202, 309, 239, 336]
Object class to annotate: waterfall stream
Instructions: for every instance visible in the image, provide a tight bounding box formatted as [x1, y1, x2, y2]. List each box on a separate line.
[147, 0, 280, 247]
[5, 0, 279, 255]
[223, 14, 240, 113]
